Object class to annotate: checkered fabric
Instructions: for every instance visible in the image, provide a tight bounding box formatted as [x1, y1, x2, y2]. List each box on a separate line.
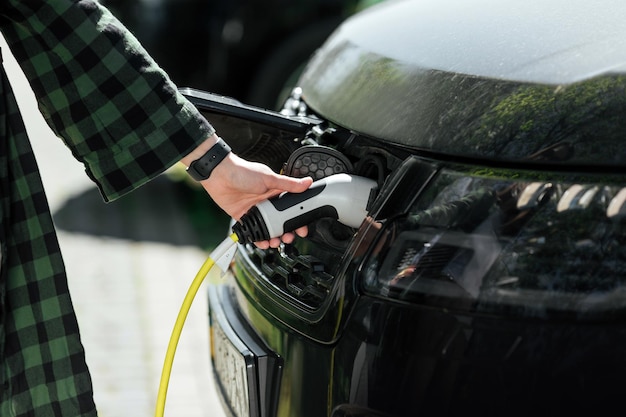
[0, 1, 215, 416]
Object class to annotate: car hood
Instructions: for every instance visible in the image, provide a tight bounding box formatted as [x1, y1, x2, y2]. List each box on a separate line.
[299, 0, 626, 167]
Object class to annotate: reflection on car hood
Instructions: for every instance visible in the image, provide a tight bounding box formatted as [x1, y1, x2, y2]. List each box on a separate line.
[299, 0, 626, 167]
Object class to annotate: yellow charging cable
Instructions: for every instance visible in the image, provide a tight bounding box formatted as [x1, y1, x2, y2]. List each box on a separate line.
[155, 232, 239, 417]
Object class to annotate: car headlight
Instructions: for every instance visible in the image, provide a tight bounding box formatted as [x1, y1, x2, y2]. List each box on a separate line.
[362, 165, 626, 318]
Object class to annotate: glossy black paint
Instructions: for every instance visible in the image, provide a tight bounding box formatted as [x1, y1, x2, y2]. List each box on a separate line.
[222, 275, 335, 417]
[300, 0, 626, 167]
[333, 297, 626, 416]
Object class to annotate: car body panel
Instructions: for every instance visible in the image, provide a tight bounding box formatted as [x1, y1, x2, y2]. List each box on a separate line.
[299, 0, 626, 167]
[311, 0, 626, 84]
[333, 296, 626, 416]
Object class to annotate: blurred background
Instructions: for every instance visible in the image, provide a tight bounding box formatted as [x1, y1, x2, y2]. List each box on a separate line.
[101, 0, 381, 110]
[2, 1, 382, 416]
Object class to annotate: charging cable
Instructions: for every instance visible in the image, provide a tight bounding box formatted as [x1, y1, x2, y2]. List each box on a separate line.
[154, 232, 239, 417]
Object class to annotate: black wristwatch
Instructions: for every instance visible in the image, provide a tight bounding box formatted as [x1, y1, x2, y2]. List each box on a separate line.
[186, 138, 232, 181]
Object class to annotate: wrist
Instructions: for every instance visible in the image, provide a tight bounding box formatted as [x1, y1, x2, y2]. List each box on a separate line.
[181, 134, 220, 167]
[183, 135, 232, 181]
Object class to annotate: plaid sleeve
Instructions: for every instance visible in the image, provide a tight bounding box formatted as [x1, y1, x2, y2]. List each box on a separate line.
[0, 0, 215, 201]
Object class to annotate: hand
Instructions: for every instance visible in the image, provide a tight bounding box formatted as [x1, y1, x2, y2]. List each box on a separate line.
[183, 138, 313, 248]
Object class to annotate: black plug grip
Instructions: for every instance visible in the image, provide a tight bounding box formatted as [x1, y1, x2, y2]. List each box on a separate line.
[282, 205, 338, 235]
[232, 206, 270, 244]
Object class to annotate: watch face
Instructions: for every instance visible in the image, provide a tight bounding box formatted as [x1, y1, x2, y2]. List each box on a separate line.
[188, 139, 231, 181]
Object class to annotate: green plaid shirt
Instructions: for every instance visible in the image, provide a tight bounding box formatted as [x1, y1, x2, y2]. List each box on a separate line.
[0, 1, 215, 415]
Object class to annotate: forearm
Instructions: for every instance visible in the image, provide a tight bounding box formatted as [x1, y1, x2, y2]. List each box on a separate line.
[0, 0, 214, 200]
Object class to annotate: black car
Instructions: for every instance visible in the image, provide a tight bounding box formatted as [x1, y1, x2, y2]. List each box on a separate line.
[184, 0, 626, 416]
[101, 0, 377, 109]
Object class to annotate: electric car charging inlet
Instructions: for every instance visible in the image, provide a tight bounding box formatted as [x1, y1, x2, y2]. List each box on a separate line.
[155, 173, 377, 417]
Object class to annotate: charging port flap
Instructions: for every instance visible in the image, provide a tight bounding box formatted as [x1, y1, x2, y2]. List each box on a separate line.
[180, 88, 322, 172]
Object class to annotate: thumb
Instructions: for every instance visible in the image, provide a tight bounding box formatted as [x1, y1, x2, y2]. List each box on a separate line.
[272, 175, 313, 193]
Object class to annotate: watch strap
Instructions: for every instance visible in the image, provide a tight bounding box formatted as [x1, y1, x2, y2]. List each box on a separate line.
[187, 138, 232, 181]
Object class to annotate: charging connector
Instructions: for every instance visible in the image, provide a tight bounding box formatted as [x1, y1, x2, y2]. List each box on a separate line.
[233, 173, 377, 244]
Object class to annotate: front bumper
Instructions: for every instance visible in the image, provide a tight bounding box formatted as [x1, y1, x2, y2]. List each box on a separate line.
[208, 285, 282, 417]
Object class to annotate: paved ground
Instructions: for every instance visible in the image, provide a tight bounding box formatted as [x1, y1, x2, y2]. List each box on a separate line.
[3, 36, 228, 417]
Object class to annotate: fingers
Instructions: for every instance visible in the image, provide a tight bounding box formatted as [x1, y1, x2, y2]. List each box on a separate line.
[295, 226, 308, 238]
[248, 178, 312, 248]
[253, 227, 308, 249]
[254, 236, 284, 249]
